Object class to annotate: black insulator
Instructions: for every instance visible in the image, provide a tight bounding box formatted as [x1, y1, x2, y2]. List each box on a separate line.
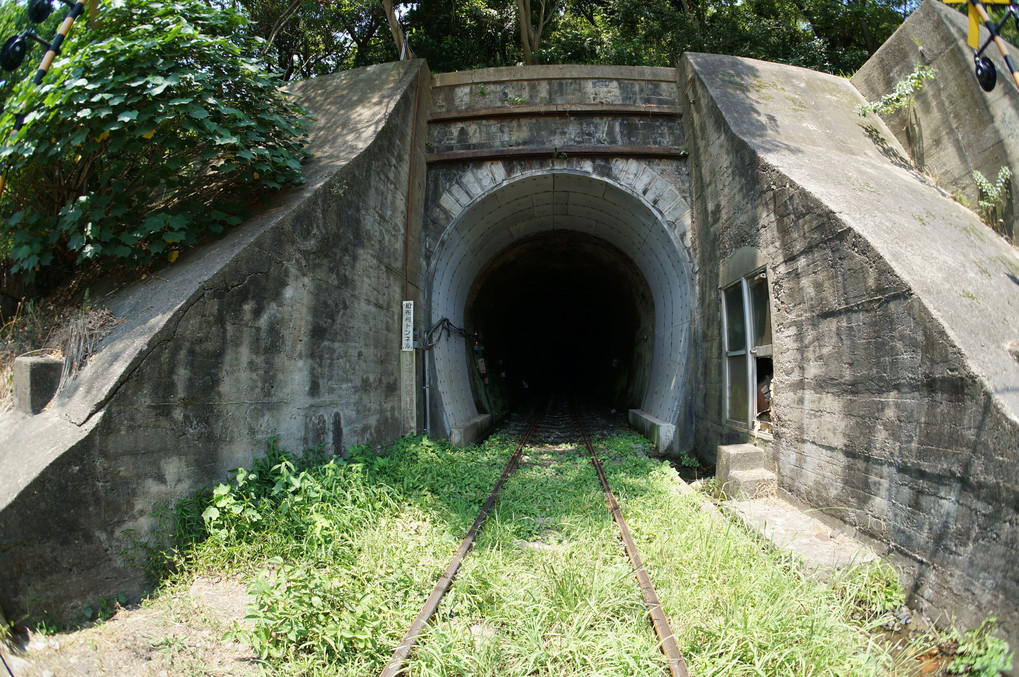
[0, 34, 27, 72]
[27, 0, 53, 24]
[975, 55, 997, 92]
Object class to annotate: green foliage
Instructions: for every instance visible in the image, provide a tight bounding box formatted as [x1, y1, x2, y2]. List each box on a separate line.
[948, 618, 1014, 677]
[407, 0, 518, 72]
[973, 166, 1013, 234]
[152, 430, 914, 675]
[0, 0, 30, 107]
[832, 559, 906, 624]
[80, 593, 129, 624]
[678, 450, 700, 467]
[858, 64, 938, 116]
[246, 561, 388, 660]
[0, 0, 309, 283]
[240, 0, 396, 80]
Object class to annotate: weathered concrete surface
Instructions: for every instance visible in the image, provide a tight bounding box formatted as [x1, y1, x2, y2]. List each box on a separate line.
[12, 356, 62, 415]
[854, 0, 1019, 241]
[682, 51, 1019, 650]
[449, 413, 492, 447]
[716, 443, 777, 500]
[727, 496, 879, 574]
[628, 409, 676, 454]
[424, 66, 697, 454]
[0, 60, 429, 622]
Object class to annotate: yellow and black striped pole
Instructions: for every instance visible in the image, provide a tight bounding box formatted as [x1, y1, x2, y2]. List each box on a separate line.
[0, 0, 88, 199]
[968, 0, 1019, 89]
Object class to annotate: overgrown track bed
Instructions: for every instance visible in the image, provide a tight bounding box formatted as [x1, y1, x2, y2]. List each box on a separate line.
[66, 418, 915, 677]
[382, 399, 687, 676]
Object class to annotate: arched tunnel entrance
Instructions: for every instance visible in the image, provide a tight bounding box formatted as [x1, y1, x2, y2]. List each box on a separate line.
[465, 231, 654, 414]
[428, 169, 695, 452]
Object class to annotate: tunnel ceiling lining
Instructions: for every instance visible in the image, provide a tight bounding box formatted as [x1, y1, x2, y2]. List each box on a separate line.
[430, 167, 693, 443]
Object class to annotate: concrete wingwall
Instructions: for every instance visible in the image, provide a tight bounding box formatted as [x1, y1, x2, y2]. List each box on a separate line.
[681, 51, 1019, 649]
[0, 60, 429, 621]
[1, 35, 1018, 652]
[853, 0, 1019, 242]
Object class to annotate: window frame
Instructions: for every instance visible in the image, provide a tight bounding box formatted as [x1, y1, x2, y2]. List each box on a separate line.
[721, 267, 772, 430]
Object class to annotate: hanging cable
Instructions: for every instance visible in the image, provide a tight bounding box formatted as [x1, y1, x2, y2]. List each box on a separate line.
[424, 317, 467, 349]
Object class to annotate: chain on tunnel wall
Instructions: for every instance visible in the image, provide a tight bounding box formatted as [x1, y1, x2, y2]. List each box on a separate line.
[425, 162, 697, 452]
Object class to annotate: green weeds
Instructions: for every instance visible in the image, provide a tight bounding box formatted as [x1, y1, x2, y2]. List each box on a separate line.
[832, 559, 907, 626]
[973, 166, 1013, 236]
[159, 434, 517, 675]
[152, 431, 1011, 676]
[857, 64, 937, 118]
[948, 618, 1014, 677]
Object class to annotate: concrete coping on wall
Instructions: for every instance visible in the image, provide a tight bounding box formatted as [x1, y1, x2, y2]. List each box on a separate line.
[628, 409, 677, 456]
[12, 356, 62, 415]
[449, 413, 493, 447]
[432, 65, 678, 87]
[719, 246, 766, 288]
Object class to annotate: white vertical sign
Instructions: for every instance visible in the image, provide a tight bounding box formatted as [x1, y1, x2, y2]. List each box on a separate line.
[401, 301, 414, 352]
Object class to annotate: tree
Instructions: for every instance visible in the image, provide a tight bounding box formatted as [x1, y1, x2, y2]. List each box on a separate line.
[237, 0, 395, 80]
[407, 0, 518, 72]
[517, 0, 557, 63]
[382, 0, 413, 58]
[0, 0, 309, 284]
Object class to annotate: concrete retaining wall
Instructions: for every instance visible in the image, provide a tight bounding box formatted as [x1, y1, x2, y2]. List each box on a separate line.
[853, 0, 1019, 241]
[0, 60, 428, 622]
[682, 51, 1019, 649]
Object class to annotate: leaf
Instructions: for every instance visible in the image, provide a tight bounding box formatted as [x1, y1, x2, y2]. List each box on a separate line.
[201, 506, 220, 523]
[117, 110, 139, 123]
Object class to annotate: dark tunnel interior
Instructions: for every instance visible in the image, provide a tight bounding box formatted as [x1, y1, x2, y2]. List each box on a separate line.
[464, 231, 654, 417]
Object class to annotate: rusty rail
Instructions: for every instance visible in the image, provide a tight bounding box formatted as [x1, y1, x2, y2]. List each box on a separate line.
[570, 403, 690, 677]
[379, 407, 543, 677]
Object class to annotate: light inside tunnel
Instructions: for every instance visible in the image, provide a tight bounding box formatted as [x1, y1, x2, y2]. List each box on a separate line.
[465, 231, 654, 414]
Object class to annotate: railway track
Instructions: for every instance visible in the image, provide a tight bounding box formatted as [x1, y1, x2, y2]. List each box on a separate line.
[380, 399, 689, 677]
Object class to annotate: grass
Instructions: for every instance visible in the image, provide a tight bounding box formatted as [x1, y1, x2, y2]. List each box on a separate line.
[143, 430, 1006, 676]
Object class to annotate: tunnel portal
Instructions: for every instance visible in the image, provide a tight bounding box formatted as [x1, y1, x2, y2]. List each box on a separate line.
[428, 169, 695, 451]
[465, 231, 654, 415]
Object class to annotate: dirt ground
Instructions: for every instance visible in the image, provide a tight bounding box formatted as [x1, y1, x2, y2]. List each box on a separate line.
[0, 577, 259, 677]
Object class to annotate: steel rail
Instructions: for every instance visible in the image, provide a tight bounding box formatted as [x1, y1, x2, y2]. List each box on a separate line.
[379, 407, 544, 677]
[570, 403, 690, 677]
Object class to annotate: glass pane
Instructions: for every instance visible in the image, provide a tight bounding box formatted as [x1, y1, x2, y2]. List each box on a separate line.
[724, 285, 745, 352]
[750, 275, 772, 348]
[727, 355, 748, 424]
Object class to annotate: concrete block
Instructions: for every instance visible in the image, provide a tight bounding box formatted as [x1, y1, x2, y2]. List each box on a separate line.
[717, 443, 768, 497]
[628, 409, 676, 455]
[717, 443, 765, 474]
[727, 468, 777, 501]
[449, 413, 492, 447]
[13, 356, 63, 415]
